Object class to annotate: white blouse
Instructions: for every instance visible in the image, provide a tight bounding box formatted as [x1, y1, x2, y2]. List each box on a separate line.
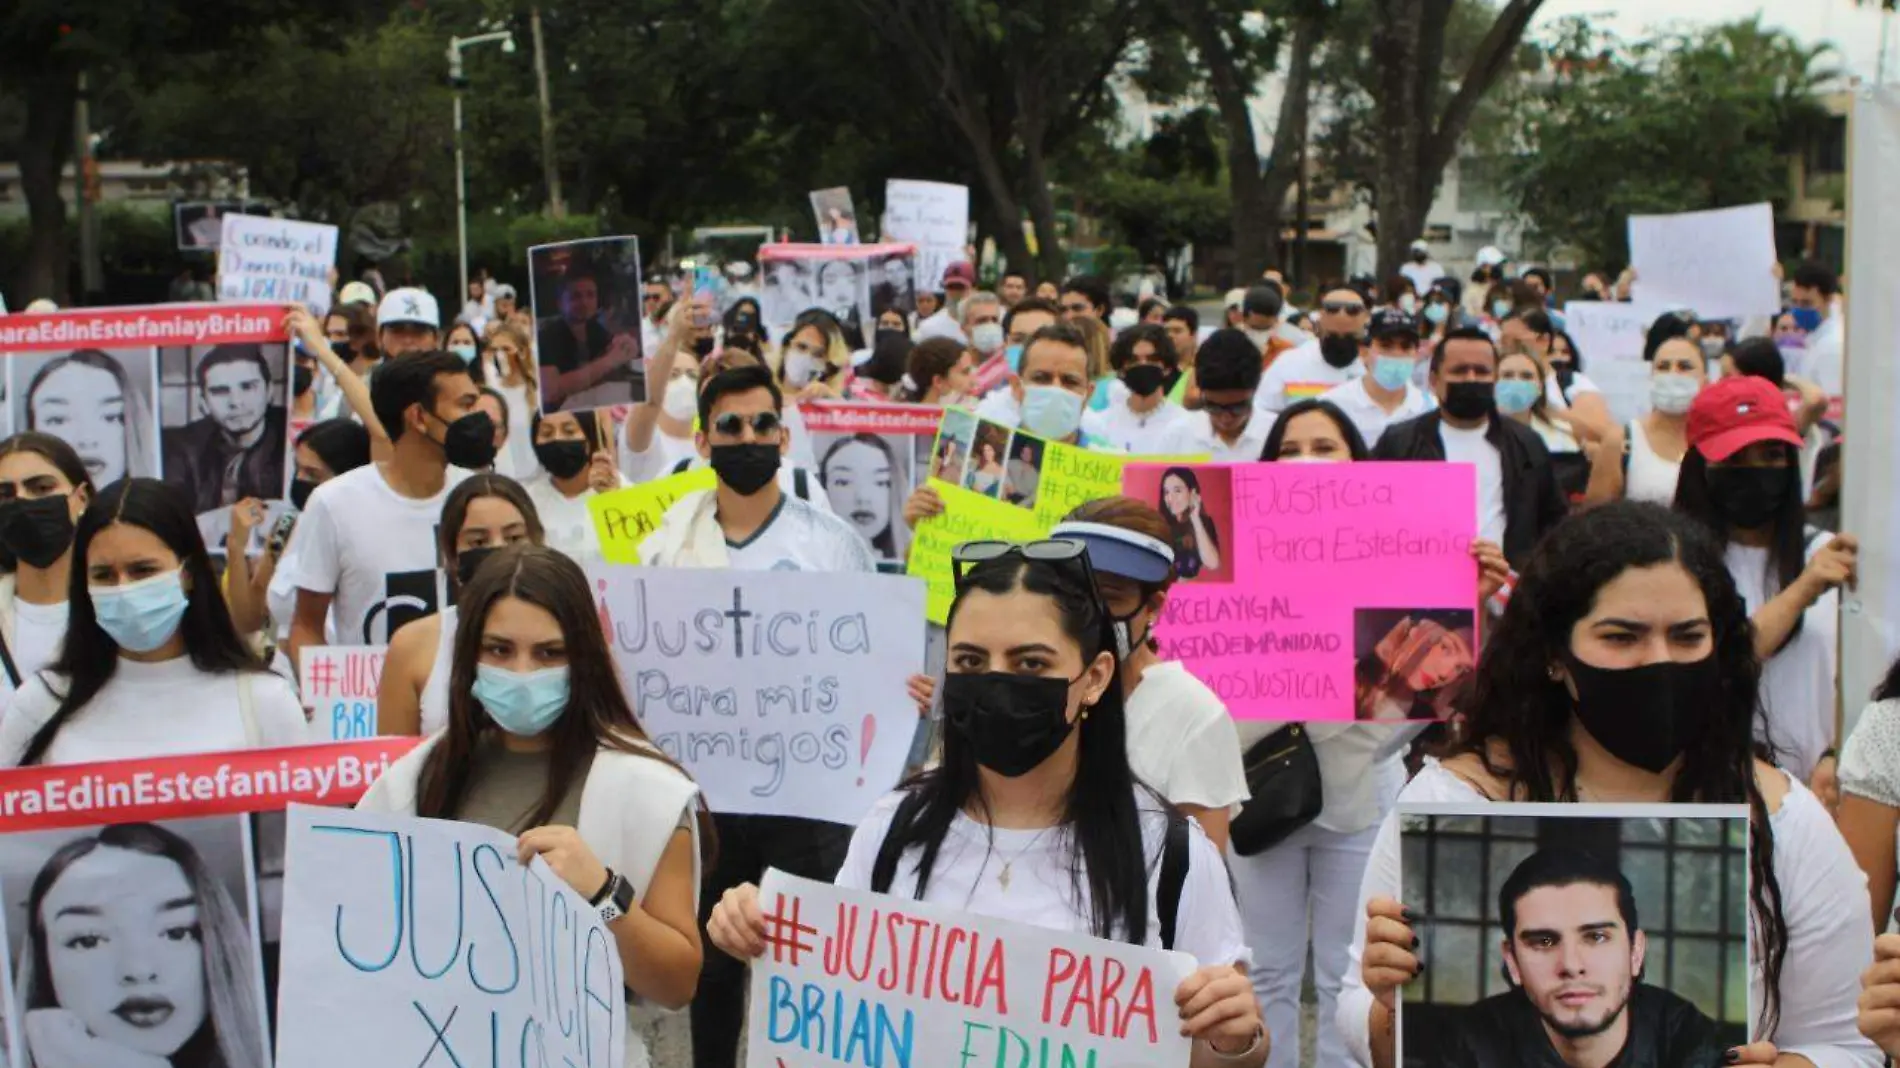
[1335, 762, 1880, 1067]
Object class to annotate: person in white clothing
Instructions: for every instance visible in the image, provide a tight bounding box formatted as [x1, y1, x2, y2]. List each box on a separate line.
[1163, 329, 1277, 461]
[284, 352, 486, 665]
[1788, 261, 1844, 401]
[357, 545, 708, 1068]
[1399, 239, 1445, 296]
[1345, 501, 1880, 1068]
[706, 537, 1271, 1067]
[1673, 375, 1857, 786]
[378, 474, 545, 737]
[1053, 503, 1248, 849]
[1581, 334, 1708, 507]
[481, 323, 542, 480]
[0, 478, 307, 767]
[0, 434, 92, 713]
[1837, 651, 1900, 931]
[1257, 284, 1370, 413]
[1499, 308, 1611, 442]
[1085, 323, 1193, 454]
[525, 408, 625, 559]
[1319, 308, 1435, 446]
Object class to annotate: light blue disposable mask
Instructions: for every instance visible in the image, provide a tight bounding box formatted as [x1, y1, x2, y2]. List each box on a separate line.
[91, 569, 190, 654]
[1371, 355, 1416, 392]
[1005, 343, 1024, 373]
[449, 343, 478, 365]
[1649, 372, 1701, 415]
[1424, 303, 1450, 325]
[1491, 299, 1513, 319]
[473, 663, 571, 737]
[1019, 385, 1085, 441]
[1493, 379, 1541, 415]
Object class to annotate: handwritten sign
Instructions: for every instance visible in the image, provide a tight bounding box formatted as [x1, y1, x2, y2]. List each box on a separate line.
[1562, 300, 1671, 425]
[882, 179, 969, 291]
[746, 869, 1196, 1068]
[299, 645, 386, 741]
[277, 804, 626, 1068]
[588, 467, 718, 564]
[907, 479, 1046, 624]
[217, 213, 339, 315]
[592, 566, 924, 824]
[1629, 203, 1779, 319]
[1126, 462, 1477, 721]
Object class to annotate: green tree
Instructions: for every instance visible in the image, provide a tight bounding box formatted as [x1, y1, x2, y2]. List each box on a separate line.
[1507, 17, 1836, 268]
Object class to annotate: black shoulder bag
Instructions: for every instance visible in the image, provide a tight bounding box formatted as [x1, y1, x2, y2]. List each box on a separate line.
[1228, 724, 1323, 856]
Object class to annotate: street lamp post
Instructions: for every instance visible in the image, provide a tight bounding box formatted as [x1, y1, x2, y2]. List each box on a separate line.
[447, 29, 515, 305]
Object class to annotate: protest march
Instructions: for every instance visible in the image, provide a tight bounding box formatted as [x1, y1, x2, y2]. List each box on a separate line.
[9, 5, 1900, 1065]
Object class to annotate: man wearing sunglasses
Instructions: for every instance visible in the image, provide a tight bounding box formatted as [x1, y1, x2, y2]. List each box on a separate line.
[1162, 329, 1278, 462]
[1255, 283, 1372, 415]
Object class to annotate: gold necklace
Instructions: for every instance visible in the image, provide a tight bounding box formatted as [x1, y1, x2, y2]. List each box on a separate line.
[993, 825, 1059, 890]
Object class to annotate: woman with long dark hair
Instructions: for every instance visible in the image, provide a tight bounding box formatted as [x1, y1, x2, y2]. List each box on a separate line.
[377, 474, 545, 736]
[0, 479, 306, 766]
[1345, 501, 1878, 1067]
[246, 419, 374, 642]
[1839, 652, 1900, 932]
[1158, 466, 1221, 579]
[25, 349, 159, 489]
[358, 545, 708, 1068]
[17, 822, 267, 1068]
[0, 433, 95, 707]
[706, 539, 1270, 1067]
[1673, 375, 1857, 784]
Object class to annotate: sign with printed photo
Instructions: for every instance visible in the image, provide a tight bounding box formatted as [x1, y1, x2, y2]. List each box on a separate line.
[758, 243, 917, 343]
[804, 401, 942, 570]
[527, 234, 648, 413]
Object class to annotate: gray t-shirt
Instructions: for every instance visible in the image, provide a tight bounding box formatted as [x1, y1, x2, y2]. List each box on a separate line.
[452, 735, 592, 833]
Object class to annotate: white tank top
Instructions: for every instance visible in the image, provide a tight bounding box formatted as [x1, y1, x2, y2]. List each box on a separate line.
[418, 606, 458, 736]
[1625, 418, 1683, 505]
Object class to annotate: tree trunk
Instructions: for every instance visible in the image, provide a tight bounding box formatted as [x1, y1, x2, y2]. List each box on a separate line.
[18, 67, 78, 305]
[1021, 136, 1067, 283]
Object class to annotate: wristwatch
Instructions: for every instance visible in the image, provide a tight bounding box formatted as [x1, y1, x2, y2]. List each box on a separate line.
[591, 868, 634, 925]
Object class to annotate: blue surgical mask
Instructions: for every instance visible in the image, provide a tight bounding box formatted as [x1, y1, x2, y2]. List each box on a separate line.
[1020, 385, 1085, 441]
[1372, 355, 1416, 392]
[91, 569, 190, 654]
[1493, 379, 1541, 415]
[1424, 303, 1450, 325]
[450, 343, 478, 364]
[473, 663, 571, 736]
[1789, 307, 1823, 332]
[1005, 344, 1024, 373]
[1491, 299, 1514, 320]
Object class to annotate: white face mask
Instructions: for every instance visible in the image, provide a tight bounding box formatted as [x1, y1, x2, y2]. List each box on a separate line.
[663, 374, 699, 421]
[785, 348, 821, 388]
[1649, 372, 1701, 415]
[1243, 326, 1274, 350]
[971, 322, 1005, 355]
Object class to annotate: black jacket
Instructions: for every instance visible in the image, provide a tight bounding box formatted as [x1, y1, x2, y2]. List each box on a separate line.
[1435, 984, 1728, 1068]
[162, 407, 289, 515]
[1371, 411, 1567, 569]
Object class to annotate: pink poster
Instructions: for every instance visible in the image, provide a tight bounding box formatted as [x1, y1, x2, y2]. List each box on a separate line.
[1122, 461, 1479, 721]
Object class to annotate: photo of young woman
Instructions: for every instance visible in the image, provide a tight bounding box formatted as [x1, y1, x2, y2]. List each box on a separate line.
[963, 423, 1011, 500]
[1154, 466, 1230, 583]
[2, 817, 266, 1068]
[930, 409, 976, 485]
[1351, 607, 1477, 721]
[818, 433, 913, 565]
[12, 350, 160, 491]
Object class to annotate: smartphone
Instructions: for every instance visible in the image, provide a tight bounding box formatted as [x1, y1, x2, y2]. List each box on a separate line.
[266, 511, 297, 558]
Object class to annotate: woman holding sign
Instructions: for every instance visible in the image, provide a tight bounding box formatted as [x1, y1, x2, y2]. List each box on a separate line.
[1345, 502, 1878, 1068]
[378, 474, 547, 737]
[708, 538, 1271, 1067]
[358, 544, 709, 1067]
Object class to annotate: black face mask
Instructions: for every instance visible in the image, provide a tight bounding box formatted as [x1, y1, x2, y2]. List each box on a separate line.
[942, 671, 1077, 777]
[1412, 251, 1429, 263]
[1565, 654, 1721, 773]
[1707, 466, 1789, 531]
[331, 340, 354, 362]
[456, 545, 498, 589]
[0, 495, 74, 570]
[1441, 380, 1495, 421]
[709, 443, 780, 496]
[534, 439, 591, 480]
[294, 365, 315, 398]
[429, 410, 498, 470]
[693, 336, 718, 358]
[1123, 363, 1167, 398]
[289, 478, 318, 512]
[1320, 334, 1362, 369]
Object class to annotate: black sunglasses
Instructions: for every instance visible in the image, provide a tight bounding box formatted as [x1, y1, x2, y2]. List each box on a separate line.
[1322, 301, 1368, 315]
[951, 538, 1092, 587]
[1201, 399, 1253, 417]
[710, 411, 783, 438]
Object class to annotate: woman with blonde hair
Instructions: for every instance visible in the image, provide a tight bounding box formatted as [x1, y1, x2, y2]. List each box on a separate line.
[482, 322, 540, 479]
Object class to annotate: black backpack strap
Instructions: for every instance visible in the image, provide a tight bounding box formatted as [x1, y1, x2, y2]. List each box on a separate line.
[793, 466, 810, 501]
[1620, 422, 1632, 476]
[1157, 811, 1190, 951]
[870, 790, 932, 894]
[0, 628, 20, 690]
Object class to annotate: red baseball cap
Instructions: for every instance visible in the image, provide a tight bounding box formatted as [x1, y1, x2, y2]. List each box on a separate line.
[1685, 375, 1803, 463]
[942, 261, 976, 289]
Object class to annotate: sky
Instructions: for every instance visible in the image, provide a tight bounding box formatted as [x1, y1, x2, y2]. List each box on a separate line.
[1533, 0, 1894, 81]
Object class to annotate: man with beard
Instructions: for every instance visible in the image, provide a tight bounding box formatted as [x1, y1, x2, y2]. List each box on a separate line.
[164, 344, 288, 515]
[1438, 848, 1728, 1068]
[1255, 282, 1371, 414]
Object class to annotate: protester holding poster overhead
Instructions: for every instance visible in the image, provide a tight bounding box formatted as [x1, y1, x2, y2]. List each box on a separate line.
[357, 544, 709, 1064]
[378, 474, 545, 737]
[1674, 375, 1856, 785]
[524, 408, 625, 558]
[709, 539, 1269, 1067]
[0, 433, 93, 710]
[0, 479, 308, 767]
[1344, 501, 1880, 1068]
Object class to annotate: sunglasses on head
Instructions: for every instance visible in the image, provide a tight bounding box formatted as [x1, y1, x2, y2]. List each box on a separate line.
[710, 411, 782, 438]
[951, 538, 1094, 587]
[1322, 301, 1367, 315]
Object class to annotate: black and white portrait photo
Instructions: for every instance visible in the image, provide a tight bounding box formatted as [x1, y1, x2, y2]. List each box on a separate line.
[9, 348, 161, 491]
[869, 249, 917, 319]
[173, 202, 268, 251]
[0, 817, 269, 1068]
[760, 250, 876, 344]
[528, 235, 647, 413]
[159, 344, 291, 517]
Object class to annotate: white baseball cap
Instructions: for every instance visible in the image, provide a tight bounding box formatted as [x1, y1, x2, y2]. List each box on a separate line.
[1410, 238, 1431, 253]
[490, 282, 517, 301]
[378, 287, 441, 330]
[1475, 245, 1508, 268]
[337, 281, 377, 307]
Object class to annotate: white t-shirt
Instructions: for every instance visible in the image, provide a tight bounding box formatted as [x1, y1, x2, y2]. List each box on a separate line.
[0, 659, 308, 766]
[973, 388, 1019, 426]
[1841, 698, 1900, 808]
[1624, 418, 1683, 505]
[418, 606, 458, 738]
[1083, 401, 1195, 456]
[1256, 339, 1363, 414]
[726, 495, 876, 573]
[491, 381, 539, 481]
[279, 464, 472, 646]
[1807, 312, 1844, 401]
[1123, 661, 1248, 811]
[1545, 368, 1600, 411]
[524, 473, 629, 562]
[1319, 377, 1435, 450]
[1437, 420, 1507, 546]
[1399, 261, 1445, 295]
[0, 589, 68, 716]
[619, 429, 699, 486]
[1728, 538, 1838, 780]
[1162, 409, 1276, 464]
[835, 789, 1251, 965]
[1337, 763, 1880, 1068]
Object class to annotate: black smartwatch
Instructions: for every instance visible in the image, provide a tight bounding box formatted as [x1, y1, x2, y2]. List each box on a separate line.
[591, 869, 633, 925]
